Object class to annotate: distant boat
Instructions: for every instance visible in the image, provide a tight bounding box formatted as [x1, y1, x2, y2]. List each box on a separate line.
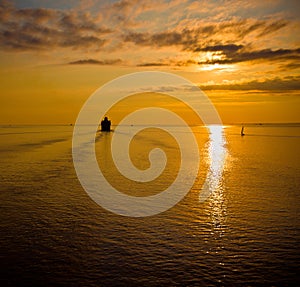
[101, 116, 111, 132]
[241, 126, 245, 136]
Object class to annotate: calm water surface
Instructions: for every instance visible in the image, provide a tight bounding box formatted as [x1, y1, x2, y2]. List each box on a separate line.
[1, 124, 299, 286]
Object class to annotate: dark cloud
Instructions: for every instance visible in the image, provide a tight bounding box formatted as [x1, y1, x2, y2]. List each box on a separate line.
[136, 59, 200, 67]
[194, 44, 243, 53]
[123, 19, 289, 50]
[135, 46, 300, 67]
[200, 76, 300, 91]
[0, 1, 111, 51]
[123, 31, 183, 47]
[197, 47, 300, 64]
[280, 62, 300, 70]
[257, 20, 288, 37]
[137, 62, 169, 67]
[69, 59, 123, 65]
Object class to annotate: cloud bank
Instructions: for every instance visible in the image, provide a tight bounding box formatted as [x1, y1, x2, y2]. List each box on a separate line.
[0, 0, 299, 92]
[0, 0, 110, 51]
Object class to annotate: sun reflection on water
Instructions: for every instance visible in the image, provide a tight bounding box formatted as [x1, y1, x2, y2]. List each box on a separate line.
[199, 125, 227, 202]
[202, 125, 228, 265]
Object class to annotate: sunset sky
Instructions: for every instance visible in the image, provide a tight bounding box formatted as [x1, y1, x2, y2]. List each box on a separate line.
[0, 0, 299, 124]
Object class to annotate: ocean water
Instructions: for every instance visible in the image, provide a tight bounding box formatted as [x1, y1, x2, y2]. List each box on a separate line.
[1, 124, 300, 286]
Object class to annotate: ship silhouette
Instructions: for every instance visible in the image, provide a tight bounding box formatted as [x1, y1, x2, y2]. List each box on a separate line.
[101, 117, 111, 131]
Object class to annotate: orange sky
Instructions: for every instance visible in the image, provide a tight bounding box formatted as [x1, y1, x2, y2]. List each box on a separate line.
[0, 0, 299, 124]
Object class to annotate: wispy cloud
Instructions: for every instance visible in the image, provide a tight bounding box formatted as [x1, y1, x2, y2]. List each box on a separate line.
[123, 19, 289, 49]
[200, 76, 300, 91]
[68, 58, 123, 65]
[116, 76, 300, 95]
[137, 62, 169, 67]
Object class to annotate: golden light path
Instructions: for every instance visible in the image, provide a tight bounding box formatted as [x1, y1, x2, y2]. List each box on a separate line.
[199, 125, 227, 202]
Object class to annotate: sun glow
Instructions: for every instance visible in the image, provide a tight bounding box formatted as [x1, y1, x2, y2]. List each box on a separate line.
[198, 51, 225, 63]
[201, 63, 222, 71]
[195, 51, 237, 72]
[198, 63, 236, 72]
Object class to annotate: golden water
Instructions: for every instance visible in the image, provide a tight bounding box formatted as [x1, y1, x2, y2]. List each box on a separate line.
[1, 124, 299, 286]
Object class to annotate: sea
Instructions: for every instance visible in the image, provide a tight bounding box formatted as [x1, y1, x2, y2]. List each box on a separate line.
[1, 124, 299, 286]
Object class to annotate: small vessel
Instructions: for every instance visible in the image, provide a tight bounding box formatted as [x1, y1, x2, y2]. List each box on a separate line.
[241, 126, 245, 136]
[101, 116, 111, 131]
